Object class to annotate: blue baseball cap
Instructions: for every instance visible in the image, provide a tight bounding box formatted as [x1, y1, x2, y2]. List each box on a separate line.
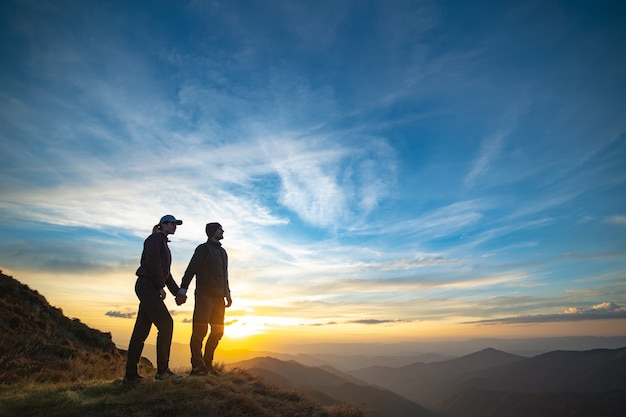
[159, 214, 183, 225]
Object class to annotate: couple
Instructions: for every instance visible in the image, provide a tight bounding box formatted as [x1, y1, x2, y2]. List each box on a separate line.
[123, 215, 231, 383]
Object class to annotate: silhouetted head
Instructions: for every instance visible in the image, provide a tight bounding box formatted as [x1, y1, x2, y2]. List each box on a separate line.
[153, 214, 182, 235]
[205, 222, 222, 238]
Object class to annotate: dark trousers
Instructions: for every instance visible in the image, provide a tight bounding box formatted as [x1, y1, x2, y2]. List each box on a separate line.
[190, 294, 225, 369]
[126, 276, 173, 376]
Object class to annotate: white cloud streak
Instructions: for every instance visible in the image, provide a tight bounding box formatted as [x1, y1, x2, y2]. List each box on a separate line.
[467, 302, 626, 324]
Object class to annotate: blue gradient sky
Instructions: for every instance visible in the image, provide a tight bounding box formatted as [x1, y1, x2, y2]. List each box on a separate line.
[1, 0, 625, 350]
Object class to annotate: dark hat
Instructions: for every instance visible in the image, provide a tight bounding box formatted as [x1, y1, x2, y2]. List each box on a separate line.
[205, 222, 222, 237]
[160, 214, 183, 225]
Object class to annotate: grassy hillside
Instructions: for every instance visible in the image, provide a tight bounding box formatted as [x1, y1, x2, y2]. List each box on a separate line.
[0, 370, 367, 417]
[0, 271, 155, 383]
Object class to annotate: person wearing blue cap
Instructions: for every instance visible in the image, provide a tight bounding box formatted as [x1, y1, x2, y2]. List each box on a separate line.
[123, 215, 185, 384]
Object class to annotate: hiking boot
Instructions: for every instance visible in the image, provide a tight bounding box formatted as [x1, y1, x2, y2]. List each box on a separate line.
[206, 366, 221, 377]
[122, 374, 144, 385]
[154, 369, 184, 381]
[190, 367, 208, 376]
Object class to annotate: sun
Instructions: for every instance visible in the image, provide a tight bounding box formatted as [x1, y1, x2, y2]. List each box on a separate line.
[225, 316, 265, 339]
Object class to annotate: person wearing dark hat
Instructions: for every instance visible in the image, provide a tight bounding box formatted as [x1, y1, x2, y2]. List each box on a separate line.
[176, 222, 232, 376]
[123, 215, 185, 384]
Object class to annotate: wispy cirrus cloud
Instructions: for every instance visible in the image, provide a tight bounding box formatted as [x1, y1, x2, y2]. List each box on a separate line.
[306, 319, 411, 326]
[464, 130, 508, 188]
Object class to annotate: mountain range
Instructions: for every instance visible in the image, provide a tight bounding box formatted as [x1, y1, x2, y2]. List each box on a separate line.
[228, 356, 434, 417]
[230, 346, 626, 417]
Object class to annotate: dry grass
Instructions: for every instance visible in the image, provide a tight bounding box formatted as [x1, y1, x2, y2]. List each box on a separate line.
[0, 273, 154, 384]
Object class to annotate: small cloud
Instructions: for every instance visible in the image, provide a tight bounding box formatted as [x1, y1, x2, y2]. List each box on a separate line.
[305, 321, 338, 327]
[466, 302, 626, 325]
[182, 318, 192, 323]
[105, 311, 135, 319]
[605, 215, 626, 226]
[169, 310, 186, 316]
[225, 319, 239, 326]
[347, 319, 403, 325]
[564, 302, 622, 314]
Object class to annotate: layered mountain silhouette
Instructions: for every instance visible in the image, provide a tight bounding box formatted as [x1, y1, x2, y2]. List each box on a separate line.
[229, 356, 434, 417]
[351, 347, 524, 405]
[229, 343, 626, 417]
[349, 345, 626, 417]
[454, 347, 626, 393]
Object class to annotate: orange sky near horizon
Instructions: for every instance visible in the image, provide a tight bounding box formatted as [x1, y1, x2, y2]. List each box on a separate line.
[8, 269, 625, 356]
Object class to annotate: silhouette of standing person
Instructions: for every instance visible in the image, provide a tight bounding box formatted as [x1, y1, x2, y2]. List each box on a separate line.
[176, 222, 232, 376]
[123, 215, 185, 384]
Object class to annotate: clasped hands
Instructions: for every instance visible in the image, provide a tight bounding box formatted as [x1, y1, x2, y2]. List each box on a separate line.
[175, 293, 187, 306]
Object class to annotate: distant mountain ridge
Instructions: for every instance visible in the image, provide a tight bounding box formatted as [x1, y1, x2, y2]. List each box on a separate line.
[274, 336, 626, 357]
[350, 347, 524, 403]
[235, 346, 626, 417]
[456, 347, 626, 393]
[349, 345, 626, 417]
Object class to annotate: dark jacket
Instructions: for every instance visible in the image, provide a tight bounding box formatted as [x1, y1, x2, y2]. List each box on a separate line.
[181, 240, 230, 297]
[136, 232, 179, 294]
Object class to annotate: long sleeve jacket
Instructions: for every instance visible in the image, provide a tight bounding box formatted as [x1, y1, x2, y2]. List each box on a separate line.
[180, 240, 230, 298]
[135, 232, 179, 294]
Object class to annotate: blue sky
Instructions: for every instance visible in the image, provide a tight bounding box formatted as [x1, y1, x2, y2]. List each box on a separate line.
[1, 0, 625, 349]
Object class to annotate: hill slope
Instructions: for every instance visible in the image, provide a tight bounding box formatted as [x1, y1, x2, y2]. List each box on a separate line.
[0, 272, 152, 383]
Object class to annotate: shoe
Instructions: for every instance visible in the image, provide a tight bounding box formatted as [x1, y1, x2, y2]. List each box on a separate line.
[190, 367, 208, 376]
[154, 369, 184, 381]
[206, 366, 221, 377]
[122, 374, 144, 385]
